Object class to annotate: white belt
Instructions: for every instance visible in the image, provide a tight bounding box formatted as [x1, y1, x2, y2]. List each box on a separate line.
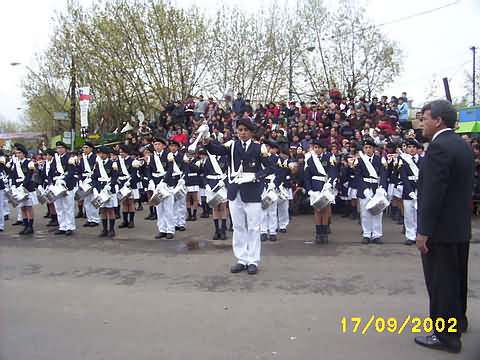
[98, 178, 110, 182]
[152, 173, 164, 178]
[118, 175, 130, 181]
[312, 175, 327, 182]
[206, 175, 224, 180]
[408, 176, 418, 181]
[188, 173, 198, 177]
[53, 176, 65, 181]
[82, 172, 91, 177]
[265, 174, 275, 180]
[363, 178, 379, 184]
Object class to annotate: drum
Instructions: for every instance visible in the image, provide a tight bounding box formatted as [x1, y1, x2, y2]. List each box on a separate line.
[173, 179, 187, 201]
[207, 187, 227, 208]
[150, 182, 171, 206]
[261, 188, 278, 209]
[76, 180, 93, 200]
[12, 186, 30, 204]
[366, 191, 390, 215]
[310, 185, 335, 211]
[277, 186, 289, 201]
[36, 185, 49, 204]
[117, 185, 132, 202]
[91, 188, 112, 209]
[46, 183, 68, 202]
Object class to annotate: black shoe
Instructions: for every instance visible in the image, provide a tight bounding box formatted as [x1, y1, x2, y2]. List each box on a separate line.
[24, 227, 34, 235]
[43, 213, 51, 218]
[155, 233, 166, 239]
[75, 212, 83, 219]
[230, 263, 246, 273]
[18, 228, 27, 235]
[315, 233, 323, 244]
[107, 229, 115, 238]
[83, 222, 93, 227]
[128, 222, 135, 229]
[362, 237, 370, 244]
[371, 238, 383, 244]
[279, 229, 287, 233]
[402, 225, 406, 234]
[46, 220, 58, 227]
[177, 226, 186, 232]
[269, 234, 277, 242]
[191, 215, 197, 221]
[247, 264, 258, 275]
[220, 231, 227, 240]
[144, 214, 153, 220]
[99, 230, 108, 237]
[65, 230, 73, 236]
[4, 215, 9, 221]
[12, 220, 23, 226]
[166, 233, 174, 239]
[54, 230, 66, 235]
[118, 222, 129, 228]
[212, 232, 220, 240]
[186, 215, 193, 221]
[261, 233, 268, 242]
[200, 213, 209, 218]
[414, 335, 461, 353]
[404, 239, 415, 246]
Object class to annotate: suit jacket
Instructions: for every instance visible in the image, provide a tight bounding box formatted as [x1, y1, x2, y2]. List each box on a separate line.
[417, 130, 473, 243]
[205, 140, 274, 202]
[10, 158, 37, 192]
[148, 150, 173, 186]
[304, 153, 338, 192]
[77, 153, 97, 181]
[92, 158, 118, 193]
[49, 153, 77, 190]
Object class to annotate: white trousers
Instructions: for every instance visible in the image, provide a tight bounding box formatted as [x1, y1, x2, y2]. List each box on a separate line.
[260, 202, 277, 235]
[84, 192, 100, 224]
[156, 195, 175, 234]
[229, 195, 261, 266]
[359, 198, 383, 239]
[174, 194, 186, 227]
[3, 197, 10, 215]
[16, 204, 23, 221]
[403, 199, 417, 241]
[277, 199, 289, 230]
[0, 190, 4, 230]
[55, 191, 76, 231]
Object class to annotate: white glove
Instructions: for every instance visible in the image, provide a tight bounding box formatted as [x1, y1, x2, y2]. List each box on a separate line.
[187, 143, 197, 153]
[363, 188, 373, 199]
[267, 181, 276, 191]
[84, 178, 92, 185]
[234, 173, 256, 184]
[167, 152, 174, 161]
[93, 188, 99, 197]
[105, 185, 111, 192]
[323, 182, 332, 191]
[409, 192, 417, 200]
[56, 179, 66, 187]
[376, 187, 387, 197]
[148, 180, 155, 189]
[308, 190, 314, 196]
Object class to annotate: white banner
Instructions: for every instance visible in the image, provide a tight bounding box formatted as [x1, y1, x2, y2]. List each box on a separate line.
[79, 87, 90, 128]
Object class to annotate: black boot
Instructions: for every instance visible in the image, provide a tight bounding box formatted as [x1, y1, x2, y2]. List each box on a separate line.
[44, 206, 51, 218]
[19, 219, 28, 235]
[322, 225, 329, 244]
[212, 219, 220, 239]
[315, 225, 322, 244]
[186, 208, 193, 221]
[128, 212, 135, 228]
[200, 202, 209, 218]
[76, 204, 84, 218]
[115, 207, 120, 219]
[118, 212, 129, 228]
[99, 219, 108, 237]
[47, 214, 59, 227]
[108, 219, 116, 237]
[192, 209, 197, 221]
[24, 219, 34, 235]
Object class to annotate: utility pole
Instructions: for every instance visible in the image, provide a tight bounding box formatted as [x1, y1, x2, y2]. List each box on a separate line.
[471, 46, 476, 106]
[70, 55, 76, 150]
[288, 47, 293, 101]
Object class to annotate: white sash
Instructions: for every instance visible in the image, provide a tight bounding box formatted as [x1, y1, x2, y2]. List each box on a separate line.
[400, 153, 419, 179]
[54, 154, 65, 175]
[359, 151, 378, 179]
[82, 154, 92, 173]
[172, 153, 182, 176]
[154, 152, 165, 175]
[311, 153, 327, 176]
[119, 157, 129, 176]
[97, 157, 109, 180]
[14, 158, 25, 180]
[207, 151, 223, 175]
[45, 159, 51, 176]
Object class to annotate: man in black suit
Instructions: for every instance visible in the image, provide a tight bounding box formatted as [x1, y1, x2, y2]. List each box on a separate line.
[414, 100, 473, 353]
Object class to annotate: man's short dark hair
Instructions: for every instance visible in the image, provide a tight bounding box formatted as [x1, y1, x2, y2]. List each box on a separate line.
[421, 100, 457, 128]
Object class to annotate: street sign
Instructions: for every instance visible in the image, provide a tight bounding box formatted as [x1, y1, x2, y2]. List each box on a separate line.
[54, 112, 69, 121]
[88, 134, 100, 139]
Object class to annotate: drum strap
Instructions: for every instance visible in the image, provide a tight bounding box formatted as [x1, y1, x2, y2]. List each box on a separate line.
[14, 158, 25, 180]
[119, 157, 129, 177]
[207, 152, 223, 175]
[359, 152, 378, 179]
[54, 154, 65, 175]
[97, 158, 109, 180]
[154, 152, 165, 175]
[82, 154, 92, 173]
[311, 153, 327, 176]
[399, 153, 419, 178]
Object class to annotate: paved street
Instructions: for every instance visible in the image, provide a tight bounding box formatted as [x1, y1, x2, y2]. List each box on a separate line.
[1, 208, 480, 360]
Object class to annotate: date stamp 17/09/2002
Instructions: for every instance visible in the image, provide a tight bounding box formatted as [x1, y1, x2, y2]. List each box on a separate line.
[341, 316, 458, 335]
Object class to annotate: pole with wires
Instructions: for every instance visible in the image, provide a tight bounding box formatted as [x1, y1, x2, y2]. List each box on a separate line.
[471, 46, 476, 106]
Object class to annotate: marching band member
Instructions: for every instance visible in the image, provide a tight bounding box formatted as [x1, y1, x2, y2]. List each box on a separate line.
[148, 138, 175, 239]
[110, 149, 121, 219]
[92, 146, 118, 237]
[354, 138, 388, 244]
[304, 139, 338, 244]
[6, 150, 24, 227]
[399, 138, 423, 245]
[260, 140, 280, 242]
[49, 141, 77, 235]
[0, 150, 6, 232]
[117, 145, 141, 229]
[203, 117, 275, 275]
[78, 142, 100, 227]
[201, 146, 229, 240]
[141, 145, 156, 220]
[275, 148, 294, 233]
[168, 140, 186, 232]
[39, 149, 59, 227]
[183, 150, 201, 222]
[9, 144, 37, 235]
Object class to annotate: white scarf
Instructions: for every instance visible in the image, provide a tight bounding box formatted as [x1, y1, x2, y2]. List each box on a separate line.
[55, 153, 65, 175]
[172, 152, 182, 176]
[119, 156, 129, 176]
[45, 159, 51, 175]
[400, 153, 419, 178]
[14, 158, 25, 179]
[154, 152, 165, 175]
[359, 151, 378, 179]
[97, 157, 109, 180]
[207, 151, 223, 175]
[82, 153, 92, 173]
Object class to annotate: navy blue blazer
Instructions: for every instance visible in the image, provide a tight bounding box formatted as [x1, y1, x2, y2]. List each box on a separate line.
[201, 155, 228, 190]
[354, 154, 388, 198]
[184, 159, 201, 187]
[205, 140, 274, 202]
[148, 150, 173, 186]
[274, 157, 294, 189]
[0, 156, 7, 190]
[92, 159, 118, 193]
[304, 152, 338, 192]
[399, 154, 423, 200]
[48, 154, 77, 191]
[77, 153, 97, 181]
[10, 158, 37, 192]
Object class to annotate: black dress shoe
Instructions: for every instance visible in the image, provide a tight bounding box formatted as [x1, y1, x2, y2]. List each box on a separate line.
[24, 227, 34, 235]
[107, 229, 115, 238]
[212, 232, 220, 240]
[247, 264, 258, 275]
[404, 239, 415, 245]
[230, 263, 246, 273]
[46, 220, 58, 227]
[128, 222, 135, 229]
[414, 335, 461, 353]
[144, 214, 153, 220]
[186, 215, 193, 221]
[191, 215, 197, 221]
[177, 226, 185, 231]
[98, 230, 108, 237]
[118, 222, 129, 228]
[279, 229, 287, 233]
[18, 228, 27, 235]
[83, 222, 92, 227]
[12, 220, 23, 226]
[371, 238, 383, 244]
[54, 230, 66, 235]
[4, 215, 9, 220]
[65, 230, 73, 236]
[362, 237, 370, 244]
[220, 231, 227, 240]
[166, 233, 174, 239]
[155, 233, 166, 239]
[261, 233, 268, 242]
[269, 234, 277, 242]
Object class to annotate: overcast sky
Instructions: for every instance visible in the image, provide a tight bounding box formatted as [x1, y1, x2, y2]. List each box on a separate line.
[0, 0, 478, 125]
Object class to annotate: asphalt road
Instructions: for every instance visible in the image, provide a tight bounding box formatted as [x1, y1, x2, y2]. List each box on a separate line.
[1, 207, 480, 360]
